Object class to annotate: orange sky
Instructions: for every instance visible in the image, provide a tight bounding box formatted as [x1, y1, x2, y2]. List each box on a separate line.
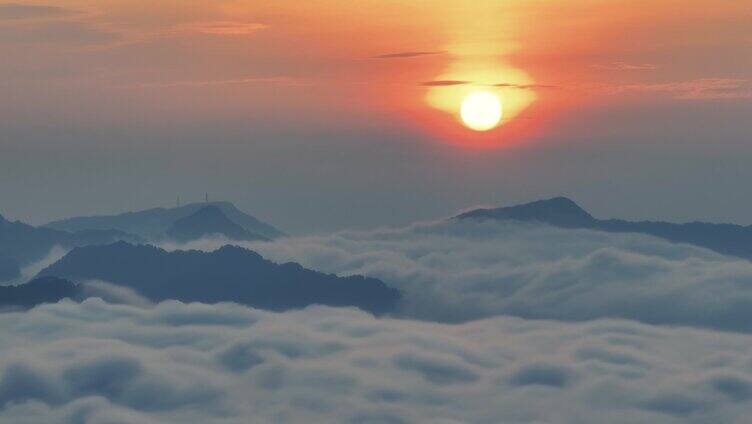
[1, 0, 752, 230]
[2, 0, 750, 148]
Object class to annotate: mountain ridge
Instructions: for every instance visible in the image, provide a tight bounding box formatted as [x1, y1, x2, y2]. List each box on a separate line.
[45, 201, 285, 240]
[0, 276, 80, 310]
[0, 215, 141, 281]
[38, 242, 400, 315]
[457, 197, 752, 260]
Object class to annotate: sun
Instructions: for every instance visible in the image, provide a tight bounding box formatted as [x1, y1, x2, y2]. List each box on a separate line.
[460, 91, 503, 131]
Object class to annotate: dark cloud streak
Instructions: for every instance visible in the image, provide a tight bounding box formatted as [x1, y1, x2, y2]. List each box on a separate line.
[419, 80, 558, 89]
[493, 82, 559, 89]
[373, 50, 445, 59]
[419, 80, 468, 86]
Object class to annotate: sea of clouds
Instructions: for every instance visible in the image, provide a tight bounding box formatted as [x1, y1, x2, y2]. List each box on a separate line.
[1, 298, 751, 423]
[4, 219, 752, 422]
[162, 219, 752, 331]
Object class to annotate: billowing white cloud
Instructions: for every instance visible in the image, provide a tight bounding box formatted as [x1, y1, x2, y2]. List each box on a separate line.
[160, 220, 752, 331]
[0, 299, 751, 423]
[16, 246, 68, 284]
[79, 280, 154, 308]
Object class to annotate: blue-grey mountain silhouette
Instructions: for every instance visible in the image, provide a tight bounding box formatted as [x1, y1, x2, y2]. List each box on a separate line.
[45, 201, 284, 240]
[0, 277, 80, 310]
[0, 253, 20, 282]
[38, 242, 399, 315]
[457, 197, 752, 260]
[0, 213, 141, 279]
[165, 205, 267, 242]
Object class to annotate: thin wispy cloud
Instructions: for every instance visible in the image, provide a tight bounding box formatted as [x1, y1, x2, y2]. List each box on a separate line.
[593, 61, 660, 71]
[0, 3, 74, 20]
[373, 50, 445, 59]
[420, 80, 468, 86]
[176, 21, 269, 36]
[493, 83, 558, 89]
[609, 78, 752, 99]
[420, 80, 557, 89]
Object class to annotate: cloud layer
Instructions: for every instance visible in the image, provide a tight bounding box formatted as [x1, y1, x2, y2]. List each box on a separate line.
[0, 299, 751, 423]
[163, 220, 752, 331]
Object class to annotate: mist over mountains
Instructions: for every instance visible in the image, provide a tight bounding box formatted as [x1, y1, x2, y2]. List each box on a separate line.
[38, 242, 398, 315]
[2, 0, 747, 420]
[7, 196, 752, 325]
[0, 202, 281, 283]
[0, 277, 79, 310]
[4, 197, 752, 422]
[0, 213, 140, 282]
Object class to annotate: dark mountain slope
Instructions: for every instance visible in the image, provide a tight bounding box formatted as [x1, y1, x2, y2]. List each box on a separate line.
[457, 197, 752, 260]
[458, 197, 594, 228]
[0, 254, 20, 282]
[0, 214, 140, 272]
[165, 206, 267, 242]
[38, 242, 399, 315]
[0, 277, 80, 310]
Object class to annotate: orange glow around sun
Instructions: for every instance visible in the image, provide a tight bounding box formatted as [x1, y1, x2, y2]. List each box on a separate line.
[424, 62, 538, 134]
[407, 1, 546, 146]
[27, 0, 747, 149]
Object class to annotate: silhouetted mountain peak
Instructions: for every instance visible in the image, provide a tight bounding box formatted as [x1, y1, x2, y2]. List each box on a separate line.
[65, 241, 166, 262]
[38, 242, 400, 315]
[165, 206, 266, 242]
[0, 214, 140, 275]
[457, 197, 594, 227]
[213, 244, 264, 260]
[457, 197, 752, 261]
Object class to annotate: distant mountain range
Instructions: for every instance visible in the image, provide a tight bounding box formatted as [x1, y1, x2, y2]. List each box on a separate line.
[0, 277, 79, 310]
[457, 197, 752, 260]
[45, 201, 284, 240]
[0, 202, 280, 283]
[0, 213, 141, 282]
[165, 205, 268, 242]
[38, 242, 399, 315]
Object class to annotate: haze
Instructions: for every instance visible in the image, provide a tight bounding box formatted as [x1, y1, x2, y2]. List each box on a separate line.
[1, 0, 751, 233]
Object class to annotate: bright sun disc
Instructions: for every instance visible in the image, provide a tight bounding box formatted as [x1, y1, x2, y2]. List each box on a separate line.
[460, 91, 503, 131]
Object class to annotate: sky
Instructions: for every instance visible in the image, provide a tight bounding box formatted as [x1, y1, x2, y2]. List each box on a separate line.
[1, 0, 751, 233]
